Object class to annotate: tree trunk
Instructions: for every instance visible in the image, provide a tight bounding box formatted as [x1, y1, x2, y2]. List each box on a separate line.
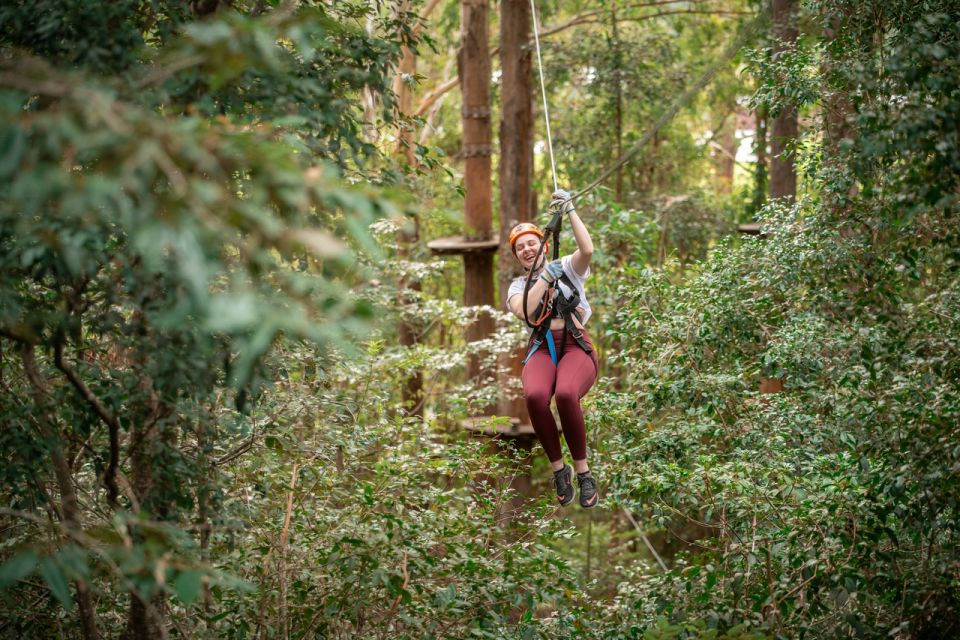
[821, 10, 854, 149]
[19, 344, 100, 640]
[394, 44, 418, 165]
[497, 0, 534, 421]
[392, 0, 425, 165]
[361, 10, 380, 145]
[820, 5, 857, 212]
[397, 217, 424, 418]
[126, 330, 169, 640]
[770, 0, 798, 201]
[393, 2, 424, 417]
[459, 0, 495, 383]
[752, 106, 768, 213]
[459, 0, 493, 240]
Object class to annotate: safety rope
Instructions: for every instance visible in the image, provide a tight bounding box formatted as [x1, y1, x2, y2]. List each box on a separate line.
[529, 0, 558, 193]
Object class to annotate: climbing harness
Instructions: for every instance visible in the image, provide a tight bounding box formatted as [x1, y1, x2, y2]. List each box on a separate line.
[521, 269, 593, 367]
[513, 216, 591, 368]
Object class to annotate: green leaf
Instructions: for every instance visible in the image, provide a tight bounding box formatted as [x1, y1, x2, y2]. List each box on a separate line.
[39, 558, 73, 611]
[0, 126, 25, 179]
[174, 570, 205, 606]
[0, 551, 38, 588]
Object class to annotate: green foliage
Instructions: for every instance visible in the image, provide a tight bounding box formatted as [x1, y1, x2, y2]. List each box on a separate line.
[204, 343, 576, 638]
[0, 0, 417, 636]
[546, 8, 741, 200]
[585, 1, 960, 637]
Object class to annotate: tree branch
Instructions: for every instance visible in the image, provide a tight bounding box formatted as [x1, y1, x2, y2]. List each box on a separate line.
[214, 431, 258, 466]
[415, 75, 459, 117]
[541, 9, 756, 39]
[555, 0, 714, 26]
[0, 326, 38, 344]
[419, 0, 444, 22]
[53, 340, 121, 507]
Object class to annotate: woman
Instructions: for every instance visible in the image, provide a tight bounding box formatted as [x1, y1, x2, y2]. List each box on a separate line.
[506, 189, 599, 509]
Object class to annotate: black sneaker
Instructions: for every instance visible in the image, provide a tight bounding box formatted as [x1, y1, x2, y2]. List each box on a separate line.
[553, 464, 575, 507]
[577, 471, 599, 509]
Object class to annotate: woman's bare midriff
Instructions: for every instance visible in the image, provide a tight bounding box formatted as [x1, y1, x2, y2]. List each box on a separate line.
[548, 307, 586, 331]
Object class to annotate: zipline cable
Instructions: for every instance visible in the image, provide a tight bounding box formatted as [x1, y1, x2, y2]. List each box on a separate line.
[528, 2, 766, 206]
[529, 0, 558, 193]
[568, 10, 769, 203]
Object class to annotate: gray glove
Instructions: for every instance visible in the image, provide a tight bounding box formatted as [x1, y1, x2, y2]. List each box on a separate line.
[551, 189, 575, 215]
[539, 259, 565, 284]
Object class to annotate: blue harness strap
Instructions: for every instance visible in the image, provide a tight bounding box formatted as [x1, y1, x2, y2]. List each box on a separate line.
[545, 329, 559, 366]
[522, 338, 541, 365]
[522, 273, 587, 368]
[522, 331, 559, 366]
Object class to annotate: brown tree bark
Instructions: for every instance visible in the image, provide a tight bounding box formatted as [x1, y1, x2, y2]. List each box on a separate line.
[392, 2, 424, 417]
[821, 10, 854, 149]
[497, 0, 534, 421]
[770, 0, 798, 201]
[820, 5, 857, 214]
[459, 0, 495, 382]
[394, 43, 419, 165]
[459, 0, 493, 241]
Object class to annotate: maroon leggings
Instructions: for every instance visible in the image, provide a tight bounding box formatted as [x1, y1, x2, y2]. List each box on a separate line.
[521, 329, 598, 463]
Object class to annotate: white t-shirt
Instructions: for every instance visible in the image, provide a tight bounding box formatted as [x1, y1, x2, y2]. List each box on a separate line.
[506, 254, 592, 325]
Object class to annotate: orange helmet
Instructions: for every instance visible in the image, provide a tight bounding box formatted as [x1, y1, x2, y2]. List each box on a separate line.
[508, 222, 545, 254]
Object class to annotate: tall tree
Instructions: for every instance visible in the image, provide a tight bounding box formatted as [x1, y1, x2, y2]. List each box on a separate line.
[459, 0, 495, 382]
[497, 0, 534, 420]
[392, 0, 445, 417]
[770, 0, 798, 200]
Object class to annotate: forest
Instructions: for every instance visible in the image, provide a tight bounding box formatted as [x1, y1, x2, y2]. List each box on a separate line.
[1, 0, 958, 638]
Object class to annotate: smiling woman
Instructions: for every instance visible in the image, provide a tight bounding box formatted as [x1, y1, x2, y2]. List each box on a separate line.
[505, 189, 600, 509]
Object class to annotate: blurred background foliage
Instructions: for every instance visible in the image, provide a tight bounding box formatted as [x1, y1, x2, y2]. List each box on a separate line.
[1, 0, 959, 638]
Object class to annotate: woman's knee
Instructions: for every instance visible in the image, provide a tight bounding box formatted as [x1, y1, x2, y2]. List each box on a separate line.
[554, 386, 581, 409]
[523, 387, 553, 410]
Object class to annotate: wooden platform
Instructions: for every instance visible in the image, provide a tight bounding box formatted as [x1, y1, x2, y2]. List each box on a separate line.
[427, 235, 500, 255]
[461, 416, 536, 437]
[737, 222, 762, 235]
